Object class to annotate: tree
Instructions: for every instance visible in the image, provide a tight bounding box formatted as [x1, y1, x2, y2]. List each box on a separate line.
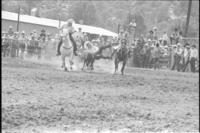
[69, 1, 97, 25]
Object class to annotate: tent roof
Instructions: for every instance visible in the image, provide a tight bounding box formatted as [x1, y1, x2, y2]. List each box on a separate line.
[2, 11, 118, 37]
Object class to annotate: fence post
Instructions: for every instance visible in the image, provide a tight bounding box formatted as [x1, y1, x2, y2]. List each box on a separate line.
[17, 6, 20, 32]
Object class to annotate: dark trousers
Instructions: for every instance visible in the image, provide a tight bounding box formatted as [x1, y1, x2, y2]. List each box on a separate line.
[182, 57, 190, 72]
[141, 55, 147, 68]
[150, 57, 159, 69]
[171, 55, 181, 71]
[190, 57, 196, 73]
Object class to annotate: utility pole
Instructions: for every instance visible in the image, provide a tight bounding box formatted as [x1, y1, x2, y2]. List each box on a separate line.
[59, 15, 61, 28]
[17, 6, 20, 32]
[184, 0, 192, 37]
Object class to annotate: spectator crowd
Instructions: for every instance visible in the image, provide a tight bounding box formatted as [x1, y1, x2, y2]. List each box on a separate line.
[1, 25, 199, 73]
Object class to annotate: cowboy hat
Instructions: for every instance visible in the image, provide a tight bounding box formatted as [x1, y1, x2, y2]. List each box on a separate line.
[191, 44, 196, 48]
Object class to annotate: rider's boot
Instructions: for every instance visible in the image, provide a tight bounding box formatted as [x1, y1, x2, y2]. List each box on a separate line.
[69, 33, 78, 56]
[56, 38, 62, 56]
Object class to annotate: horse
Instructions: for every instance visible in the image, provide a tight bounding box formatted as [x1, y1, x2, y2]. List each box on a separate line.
[60, 31, 84, 71]
[112, 44, 131, 75]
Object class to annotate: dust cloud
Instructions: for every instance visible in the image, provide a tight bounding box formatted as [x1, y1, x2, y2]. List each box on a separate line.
[23, 54, 117, 74]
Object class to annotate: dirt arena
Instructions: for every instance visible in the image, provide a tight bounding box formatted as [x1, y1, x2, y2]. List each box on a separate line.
[2, 57, 199, 132]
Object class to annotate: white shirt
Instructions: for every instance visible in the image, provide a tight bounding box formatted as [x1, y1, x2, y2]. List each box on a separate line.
[190, 48, 198, 58]
[183, 48, 190, 57]
[162, 34, 168, 41]
[176, 47, 183, 55]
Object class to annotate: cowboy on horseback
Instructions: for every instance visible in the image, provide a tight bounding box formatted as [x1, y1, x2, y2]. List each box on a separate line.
[56, 19, 78, 56]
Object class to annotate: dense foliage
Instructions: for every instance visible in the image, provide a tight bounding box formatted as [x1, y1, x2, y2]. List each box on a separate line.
[2, 0, 199, 37]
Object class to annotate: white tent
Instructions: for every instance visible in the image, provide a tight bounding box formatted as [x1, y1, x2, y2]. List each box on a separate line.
[2, 11, 118, 37]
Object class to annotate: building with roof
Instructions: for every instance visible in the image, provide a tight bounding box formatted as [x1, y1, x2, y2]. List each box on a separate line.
[2, 11, 118, 37]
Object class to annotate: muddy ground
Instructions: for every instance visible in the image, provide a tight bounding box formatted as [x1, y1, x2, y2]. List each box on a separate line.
[2, 57, 199, 132]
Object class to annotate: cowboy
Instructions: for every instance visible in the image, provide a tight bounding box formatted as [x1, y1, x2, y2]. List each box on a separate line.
[56, 19, 78, 56]
[162, 31, 168, 46]
[153, 26, 158, 41]
[10, 32, 19, 57]
[140, 43, 148, 68]
[151, 43, 161, 69]
[189, 44, 198, 72]
[182, 43, 191, 72]
[111, 38, 127, 59]
[174, 28, 179, 44]
[46, 33, 51, 41]
[8, 26, 14, 37]
[171, 43, 183, 71]
[148, 30, 154, 41]
[32, 30, 37, 39]
[2, 32, 9, 57]
[39, 29, 46, 42]
[18, 31, 27, 58]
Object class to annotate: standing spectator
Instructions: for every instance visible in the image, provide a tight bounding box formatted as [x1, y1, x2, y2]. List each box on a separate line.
[140, 34, 145, 44]
[76, 27, 84, 48]
[190, 44, 198, 72]
[170, 33, 175, 45]
[149, 30, 154, 41]
[158, 38, 163, 46]
[7, 26, 14, 37]
[162, 31, 168, 46]
[145, 39, 153, 68]
[39, 29, 46, 42]
[182, 44, 191, 72]
[140, 44, 148, 68]
[153, 26, 158, 41]
[18, 31, 27, 58]
[151, 43, 161, 69]
[2, 32, 9, 57]
[174, 28, 179, 44]
[32, 30, 38, 40]
[11, 32, 19, 57]
[179, 31, 183, 44]
[171, 43, 183, 71]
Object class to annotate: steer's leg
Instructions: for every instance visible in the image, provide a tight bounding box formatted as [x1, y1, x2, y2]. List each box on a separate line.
[121, 60, 126, 75]
[82, 59, 86, 71]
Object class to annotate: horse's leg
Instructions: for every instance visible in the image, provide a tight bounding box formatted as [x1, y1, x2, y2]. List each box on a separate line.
[114, 58, 119, 74]
[121, 60, 126, 75]
[61, 55, 68, 71]
[69, 52, 74, 70]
